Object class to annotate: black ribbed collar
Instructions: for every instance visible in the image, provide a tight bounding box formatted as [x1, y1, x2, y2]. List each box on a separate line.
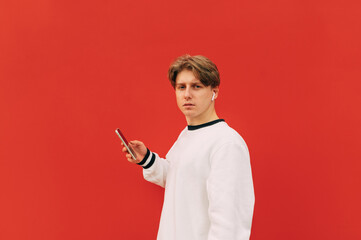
[187, 119, 225, 131]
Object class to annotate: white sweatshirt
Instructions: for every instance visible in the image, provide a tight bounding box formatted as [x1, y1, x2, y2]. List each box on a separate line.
[138, 119, 255, 240]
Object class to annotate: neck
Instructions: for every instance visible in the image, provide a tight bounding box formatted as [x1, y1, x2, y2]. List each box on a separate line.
[186, 111, 219, 126]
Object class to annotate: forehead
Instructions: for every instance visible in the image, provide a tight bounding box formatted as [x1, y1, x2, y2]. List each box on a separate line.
[175, 70, 201, 84]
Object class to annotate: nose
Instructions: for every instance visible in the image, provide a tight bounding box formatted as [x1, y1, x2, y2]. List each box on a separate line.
[184, 86, 192, 99]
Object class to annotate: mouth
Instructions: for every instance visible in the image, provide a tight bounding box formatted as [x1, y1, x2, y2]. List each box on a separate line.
[183, 103, 195, 107]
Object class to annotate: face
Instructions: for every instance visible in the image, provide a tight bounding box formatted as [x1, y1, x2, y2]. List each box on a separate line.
[175, 70, 218, 124]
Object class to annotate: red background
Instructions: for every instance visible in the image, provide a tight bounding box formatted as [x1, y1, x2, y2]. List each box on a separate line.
[1, 0, 360, 239]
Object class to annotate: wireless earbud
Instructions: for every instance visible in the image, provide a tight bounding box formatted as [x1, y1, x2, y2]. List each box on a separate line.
[211, 91, 216, 101]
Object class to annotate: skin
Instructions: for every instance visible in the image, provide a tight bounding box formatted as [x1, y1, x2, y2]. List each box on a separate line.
[122, 69, 219, 164]
[174, 70, 219, 125]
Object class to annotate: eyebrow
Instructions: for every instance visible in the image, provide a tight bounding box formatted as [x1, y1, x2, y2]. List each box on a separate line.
[176, 80, 202, 85]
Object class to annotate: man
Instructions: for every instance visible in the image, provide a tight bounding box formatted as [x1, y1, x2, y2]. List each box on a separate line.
[121, 55, 255, 240]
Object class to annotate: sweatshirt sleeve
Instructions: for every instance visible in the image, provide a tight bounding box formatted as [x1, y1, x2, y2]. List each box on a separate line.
[137, 149, 169, 188]
[206, 141, 255, 240]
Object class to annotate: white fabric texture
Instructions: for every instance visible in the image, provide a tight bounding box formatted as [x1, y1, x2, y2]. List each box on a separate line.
[139, 121, 255, 240]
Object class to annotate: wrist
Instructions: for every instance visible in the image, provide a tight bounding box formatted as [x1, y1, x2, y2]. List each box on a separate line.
[137, 148, 156, 169]
[137, 148, 150, 165]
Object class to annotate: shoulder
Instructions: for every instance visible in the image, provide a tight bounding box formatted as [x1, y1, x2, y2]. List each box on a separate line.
[209, 123, 251, 166]
[213, 122, 248, 148]
[174, 126, 188, 141]
[207, 122, 250, 163]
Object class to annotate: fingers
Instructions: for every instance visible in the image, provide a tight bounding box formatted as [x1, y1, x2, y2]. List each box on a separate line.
[126, 154, 139, 164]
[127, 156, 134, 163]
[129, 140, 143, 146]
[122, 146, 128, 153]
[121, 144, 138, 163]
[120, 140, 144, 164]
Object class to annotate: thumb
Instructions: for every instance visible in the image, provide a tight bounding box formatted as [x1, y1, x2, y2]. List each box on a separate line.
[129, 140, 142, 146]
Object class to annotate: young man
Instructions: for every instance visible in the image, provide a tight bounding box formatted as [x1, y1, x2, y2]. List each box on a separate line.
[122, 55, 255, 240]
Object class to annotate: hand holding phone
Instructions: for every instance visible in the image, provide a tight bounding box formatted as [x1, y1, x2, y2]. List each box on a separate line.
[115, 129, 137, 161]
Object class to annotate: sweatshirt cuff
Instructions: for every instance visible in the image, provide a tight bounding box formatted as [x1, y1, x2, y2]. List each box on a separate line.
[137, 148, 156, 169]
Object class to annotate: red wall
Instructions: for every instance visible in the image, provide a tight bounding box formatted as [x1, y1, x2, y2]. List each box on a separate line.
[1, 0, 360, 239]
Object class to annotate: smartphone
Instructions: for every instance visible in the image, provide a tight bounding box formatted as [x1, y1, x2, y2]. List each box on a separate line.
[115, 128, 137, 160]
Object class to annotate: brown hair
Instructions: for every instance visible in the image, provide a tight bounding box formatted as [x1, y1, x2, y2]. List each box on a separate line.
[167, 55, 220, 88]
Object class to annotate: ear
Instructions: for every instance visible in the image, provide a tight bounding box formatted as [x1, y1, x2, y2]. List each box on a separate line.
[212, 86, 219, 100]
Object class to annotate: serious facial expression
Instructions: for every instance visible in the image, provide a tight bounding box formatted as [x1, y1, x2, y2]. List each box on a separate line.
[175, 70, 216, 122]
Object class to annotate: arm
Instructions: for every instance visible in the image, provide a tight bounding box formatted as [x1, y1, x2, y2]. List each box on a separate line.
[122, 140, 169, 188]
[138, 149, 169, 188]
[207, 142, 255, 240]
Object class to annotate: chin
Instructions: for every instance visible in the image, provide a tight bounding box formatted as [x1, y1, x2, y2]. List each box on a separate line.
[181, 111, 193, 117]
[184, 112, 200, 119]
